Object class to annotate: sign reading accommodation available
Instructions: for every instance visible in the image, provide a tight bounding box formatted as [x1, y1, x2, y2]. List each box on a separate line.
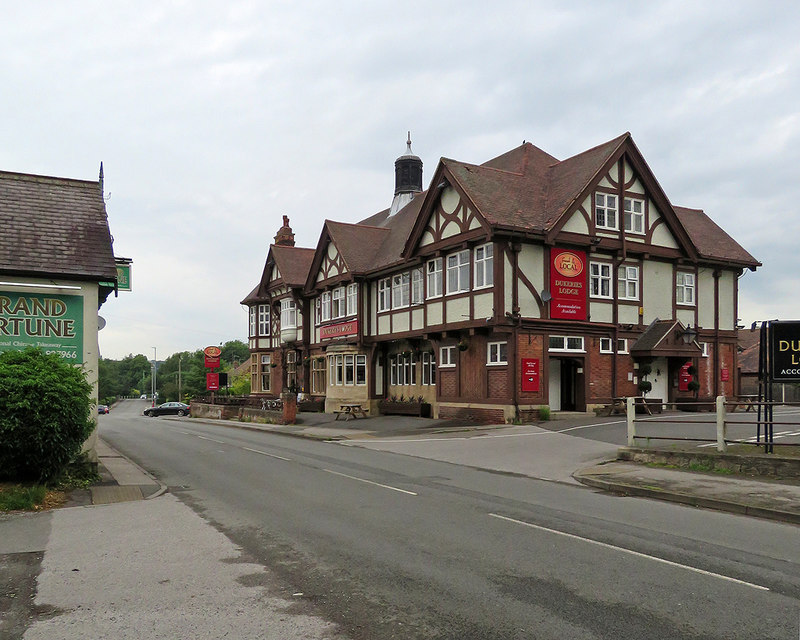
[320, 320, 358, 340]
[521, 358, 540, 392]
[206, 372, 220, 390]
[0, 291, 84, 363]
[770, 320, 800, 381]
[549, 248, 587, 320]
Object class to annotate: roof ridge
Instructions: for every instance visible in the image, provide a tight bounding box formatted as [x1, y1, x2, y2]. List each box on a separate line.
[0, 170, 99, 187]
[444, 157, 525, 178]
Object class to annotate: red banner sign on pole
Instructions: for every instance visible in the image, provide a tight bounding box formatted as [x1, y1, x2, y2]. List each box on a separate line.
[206, 372, 220, 391]
[549, 248, 587, 321]
[204, 345, 222, 369]
[521, 358, 540, 392]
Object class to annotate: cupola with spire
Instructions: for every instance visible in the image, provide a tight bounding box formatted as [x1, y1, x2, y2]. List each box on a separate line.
[389, 132, 423, 216]
[274, 215, 295, 247]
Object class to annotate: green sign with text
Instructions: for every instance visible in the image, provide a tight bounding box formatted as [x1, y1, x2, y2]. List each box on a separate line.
[0, 292, 84, 363]
[116, 264, 132, 291]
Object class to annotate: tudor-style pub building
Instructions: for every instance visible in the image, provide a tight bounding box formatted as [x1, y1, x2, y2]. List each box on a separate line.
[243, 133, 759, 422]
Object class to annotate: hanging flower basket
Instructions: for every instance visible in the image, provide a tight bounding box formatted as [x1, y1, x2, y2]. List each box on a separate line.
[457, 340, 469, 351]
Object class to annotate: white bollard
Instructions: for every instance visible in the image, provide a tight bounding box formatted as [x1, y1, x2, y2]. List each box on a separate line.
[716, 395, 727, 453]
[627, 396, 636, 447]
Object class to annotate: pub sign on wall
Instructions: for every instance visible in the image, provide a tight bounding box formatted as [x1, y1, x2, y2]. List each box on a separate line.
[549, 248, 587, 321]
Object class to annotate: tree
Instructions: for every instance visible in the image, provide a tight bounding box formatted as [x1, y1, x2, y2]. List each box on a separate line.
[0, 348, 94, 482]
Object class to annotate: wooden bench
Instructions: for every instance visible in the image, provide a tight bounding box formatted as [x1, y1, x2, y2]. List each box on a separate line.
[334, 404, 368, 420]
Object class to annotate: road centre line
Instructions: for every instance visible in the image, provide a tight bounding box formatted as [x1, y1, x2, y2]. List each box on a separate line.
[322, 469, 417, 495]
[197, 435, 226, 444]
[242, 446, 291, 461]
[488, 513, 769, 592]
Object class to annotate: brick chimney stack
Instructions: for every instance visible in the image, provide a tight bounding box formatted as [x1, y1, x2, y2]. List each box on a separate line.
[274, 215, 295, 247]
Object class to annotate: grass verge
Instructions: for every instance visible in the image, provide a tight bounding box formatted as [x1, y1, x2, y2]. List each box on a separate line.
[0, 458, 101, 512]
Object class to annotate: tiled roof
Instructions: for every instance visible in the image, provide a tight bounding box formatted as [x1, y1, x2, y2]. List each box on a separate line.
[240, 245, 315, 304]
[308, 133, 758, 286]
[272, 245, 315, 287]
[674, 206, 760, 267]
[325, 221, 390, 274]
[0, 170, 116, 280]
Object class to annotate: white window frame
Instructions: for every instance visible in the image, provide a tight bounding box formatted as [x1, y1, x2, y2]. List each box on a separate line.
[487, 341, 507, 365]
[474, 243, 494, 289]
[700, 342, 709, 357]
[421, 352, 436, 385]
[595, 193, 618, 230]
[392, 272, 410, 309]
[427, 258, 443, 298]
[378, 278, 391, 312]
[346, 283, 358, 317]
[411, 268, 423, 305]
[332, 286, 345, 319]
[617, 338, 629, 354]
[344, 354, 355, 385]
[249, 306, 257, 337]
[599, 337, 613, 354]
[623, 197, 645, 234]
[311, 358, 326, 394]
[618, 265, 640, 300]
[590, 262, 612, 299]
[676, 272, 695, 306]
[439, 345, 456, 368]
[321, 291, 331, 322]
[446, 250, 470, 295]
[258, 304, 270, 336]
[280, 298, 297, 329]
[355, 354, 367, 385]
[548, 336, 585, 352]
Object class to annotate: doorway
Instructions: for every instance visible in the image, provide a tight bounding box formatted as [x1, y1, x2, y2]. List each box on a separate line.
[549, 357, 584, 412]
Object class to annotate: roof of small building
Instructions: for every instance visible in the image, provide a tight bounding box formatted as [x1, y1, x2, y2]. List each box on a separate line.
[0, 170, 116, 280]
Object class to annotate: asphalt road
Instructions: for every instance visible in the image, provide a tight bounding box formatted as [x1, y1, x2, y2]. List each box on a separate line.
[101, 400, 800, 640]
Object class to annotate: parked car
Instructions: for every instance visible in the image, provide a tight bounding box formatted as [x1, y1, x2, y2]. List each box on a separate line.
[98, 404, 110, 414]
[143, 402, 190, 417]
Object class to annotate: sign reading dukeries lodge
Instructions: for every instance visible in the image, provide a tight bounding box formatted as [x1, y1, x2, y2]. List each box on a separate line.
[770, 320, 800, 381]
[0, 292, 84, 363]
[549, 248, 587, 321]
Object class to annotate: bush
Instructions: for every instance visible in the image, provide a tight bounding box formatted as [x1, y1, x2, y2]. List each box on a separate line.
[0, 348, 94, 482]
[538, 405, 551, 421]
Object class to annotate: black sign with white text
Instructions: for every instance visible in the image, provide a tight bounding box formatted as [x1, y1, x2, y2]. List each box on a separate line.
[770, 321, 800, 381]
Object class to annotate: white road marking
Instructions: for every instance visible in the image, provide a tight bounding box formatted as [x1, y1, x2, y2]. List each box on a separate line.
[488, 513, 770, 592]
[197, 435, 226, 444]
[322, 469, 417, 495]
[242, 447, 291, 461]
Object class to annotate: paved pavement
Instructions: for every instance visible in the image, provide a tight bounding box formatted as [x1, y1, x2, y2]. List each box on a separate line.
[2, 409, 798, 638]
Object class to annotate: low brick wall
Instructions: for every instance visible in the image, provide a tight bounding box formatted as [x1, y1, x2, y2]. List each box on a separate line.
[619, 447, 800, 480]
[437, 405, 505, 425]
[190, 402, 283, 423]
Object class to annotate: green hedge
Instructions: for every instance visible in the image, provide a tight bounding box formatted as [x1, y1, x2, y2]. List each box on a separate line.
[0, 348, 94, 482]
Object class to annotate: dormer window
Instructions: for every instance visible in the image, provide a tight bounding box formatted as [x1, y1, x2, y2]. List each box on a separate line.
[595, 193, 618, 230]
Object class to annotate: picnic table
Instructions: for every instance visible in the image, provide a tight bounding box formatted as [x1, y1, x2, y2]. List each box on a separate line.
[334, 403, 368, 420]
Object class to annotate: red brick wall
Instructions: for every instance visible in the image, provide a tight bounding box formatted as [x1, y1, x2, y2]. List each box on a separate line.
[488, 368, 508, 398]
[439, 369, 458, 397]
[438, 405, 504, 424]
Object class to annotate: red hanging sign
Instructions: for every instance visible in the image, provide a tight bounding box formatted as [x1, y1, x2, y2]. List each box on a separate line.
[549, 248, 587, 321]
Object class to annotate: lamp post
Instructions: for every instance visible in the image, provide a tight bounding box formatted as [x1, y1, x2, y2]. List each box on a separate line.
[152, 347, 158, 406]
[178, 354, 182, 403]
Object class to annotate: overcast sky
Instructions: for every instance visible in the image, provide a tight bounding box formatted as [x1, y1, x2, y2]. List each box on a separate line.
[1, 1, 798, 360]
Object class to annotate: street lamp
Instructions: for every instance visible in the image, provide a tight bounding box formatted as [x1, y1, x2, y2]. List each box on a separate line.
[680, 324, 698, 344]
[152, 347, 158, 406]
